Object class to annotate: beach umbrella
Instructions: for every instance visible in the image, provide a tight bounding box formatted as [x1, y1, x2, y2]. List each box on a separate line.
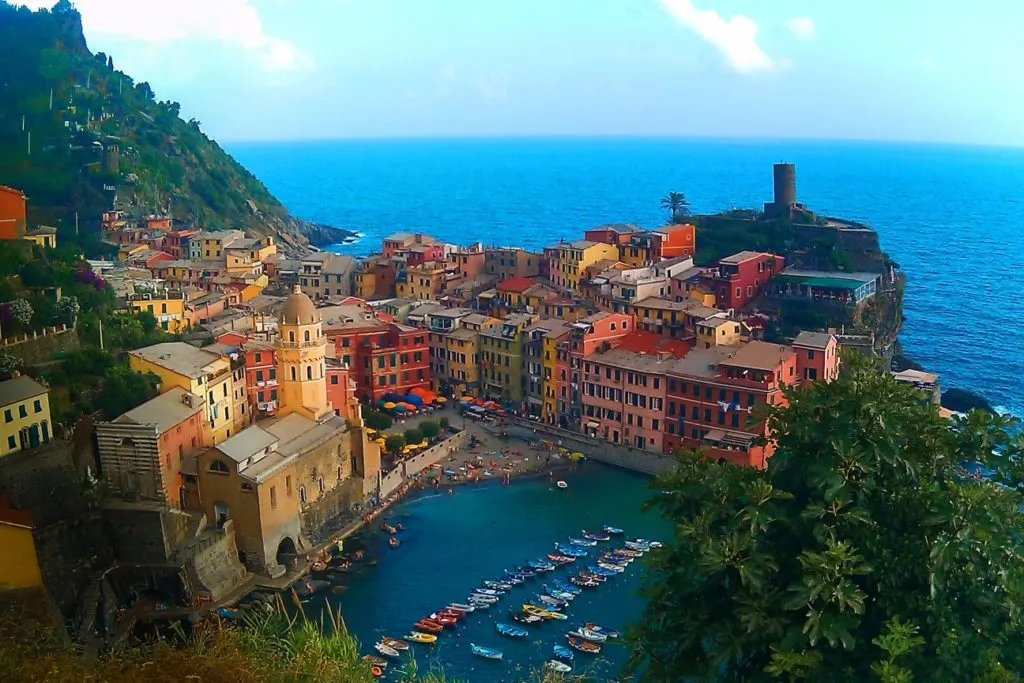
[383, 402, 396, 410]
[435, 397, 447, 403]
[393, 405, 407, 413]
[460, 395, 473, 402]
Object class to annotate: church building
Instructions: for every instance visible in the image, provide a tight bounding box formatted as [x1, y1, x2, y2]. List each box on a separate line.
[191, 286, 381, 577]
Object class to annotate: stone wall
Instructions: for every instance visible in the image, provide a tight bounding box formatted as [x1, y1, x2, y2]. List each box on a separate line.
[181, 520, 248, 601]
[300, 477, 364, 547]
[504, 418, 677, 476]
[379, 430, 470, 499]
[101, 504, 195, 565]
[1, 326, 79, 367]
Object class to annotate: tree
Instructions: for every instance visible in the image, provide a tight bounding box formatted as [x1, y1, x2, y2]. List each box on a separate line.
[54, 295, 79, 326]
[660, 191, 690, 222]
[0, 351, 21, 380]
[403, 428, 424, 445]
[361, 407, 392, 431]
[627, 353, 1024, 682]
[136, 81, 155, 100]
[98, 367, 160, 419]
[419, 420, 440, 440]
[384, 434, 406, 455]
[5, 298, 33, 333]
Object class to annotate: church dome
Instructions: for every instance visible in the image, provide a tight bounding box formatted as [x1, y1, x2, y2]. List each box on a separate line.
[280, 285, 319, 326]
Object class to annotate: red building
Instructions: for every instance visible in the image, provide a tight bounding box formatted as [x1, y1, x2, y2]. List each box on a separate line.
[793, 331, 841, 383]
[704, 251, 784, 311]
[560, 312, 634, 427]
[663, 341, 803, 468]
[0, 184, 27, 240]
[326, 355, 358, 421]
[217, 334, 279, 418]
[650, 223, 696, 259]
[162, 229, 200, 259]
[325, 317, 430, 401]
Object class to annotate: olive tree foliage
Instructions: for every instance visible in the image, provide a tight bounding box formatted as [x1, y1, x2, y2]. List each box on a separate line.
[627, 353, 1024, 683]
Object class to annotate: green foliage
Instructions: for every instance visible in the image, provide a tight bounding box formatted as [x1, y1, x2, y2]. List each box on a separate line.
[8, 297, 33, 329]
[0, 350, 22, 379]
[418, 419, 440, 439]
[361, 407, 392, 431]
[660, 191, 690, 222]
[98, 366, 159, 419]
[403, 428, 424, 445]
[627, 353, 1024, 682]
[53, 295, 79, 326]
[385, 434, 406, 454]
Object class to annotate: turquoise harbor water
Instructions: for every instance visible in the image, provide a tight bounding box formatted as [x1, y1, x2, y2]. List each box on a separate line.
[230, 137, 1024, 418]
[322, 465, 667, 681]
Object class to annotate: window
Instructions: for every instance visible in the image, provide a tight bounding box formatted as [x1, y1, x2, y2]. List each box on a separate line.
[3, 409, 10, 423]
[289, 331, 296, 342]
[652, 419, 659, 431]
[208, 459, 230, 474]
[286, 475, 292, 496]
[7, 435, 14, 449]
[255, 353, 262, 363]
[256, 370, 264, 382]
[270, 486, 277, 509]
[318, 476, 325, 493]
[18, 404, 27, 418]
[299, 486, 307, 504]
[731, 413, 740, 427]
[704, 408, 711, 422]
[306, 366, 313, 380]
[330, 375, 338, 384]
[717, 411, 725, 425]
[808, 350, 816, 360]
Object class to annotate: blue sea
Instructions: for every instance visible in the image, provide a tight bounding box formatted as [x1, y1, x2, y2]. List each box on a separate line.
[230, 137, 1023, 417]
[315, 466, 667, 682]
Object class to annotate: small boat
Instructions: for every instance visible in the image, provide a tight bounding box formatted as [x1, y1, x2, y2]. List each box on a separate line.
[570, 576, 599, 588]
[615, 548, 642, 558]
[362, 654, 389, 669]
[584, 623, 620, 638]
[551, 581, 582, 595]
[513, 566, 537, 577]
[484, 580, 512, 590]
[555, 544, 588, 557]
[388, 536, 400, 548]
[568, 627, 607, 643]
[601, 553, 632, 564]
[587, 565, 617, 577]
[405, 632, 437, 644]
[414, 619, 443, 633]
[502, 573, 525, 585]
[568, 537, 597, 547]
[522, 604, 553, 618]
[214, 607, 239, 621]
[603, 525, 624, 535]
[470, 643, 503, 660]
[436, 609, 464, 620]
[380, 637, 409, 651]
[545, 659, 572, 673]
[582, 530, 611, 542]
[566, 634, 601, 654]
[635, 538, 663, 548]
[495, 622, 529, 638]
[597, 562, 625, 574]
[556, 480, 568, 489]
[475, 588, 502, 596]
[547, 553, 575, 564]
[427, 613, 457, 626]
[381, 522, 397, 534]
[470, 593, 499, 604]
[624, 541, 649, 552]
[579, 571, 606, 583]
[443, 468, 457, 476]
[553, 644, 574, 662]
[466, 597, 492, 609]
[374, 642, 400, 658]
[536, 595, 567, 609]
[510, 610, 542, 624]
[448, 603, 476, 613]
[543, 586, 575, 602]
[528, 559, 555, 571]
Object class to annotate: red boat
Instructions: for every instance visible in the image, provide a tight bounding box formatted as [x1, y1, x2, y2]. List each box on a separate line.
[414, 619, 443, 633]
[437, 609, 463, 620]
[427, 613, 457, 627]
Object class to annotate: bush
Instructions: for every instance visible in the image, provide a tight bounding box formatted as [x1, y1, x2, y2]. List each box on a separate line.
[361, 407, 392, 431]
[384, 434, 405, 454]
[419, 420, 440, 440]
[403, 428, 423, 445]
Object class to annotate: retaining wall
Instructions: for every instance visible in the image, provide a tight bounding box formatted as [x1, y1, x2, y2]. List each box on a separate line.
[379, 430, 470, 498]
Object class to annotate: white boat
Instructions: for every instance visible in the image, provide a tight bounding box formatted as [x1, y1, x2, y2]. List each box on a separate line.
[475, 588, 502, 596]
[448, 603, 476, 612]
[597, 561, 625, 573]
[470, 593, 499, 604]
[568, 627, 607, 643]
[545, 659, 572, 673]
[375, 642, 400, 657]
[556, 480, 568, 489]
[467, 597, 492, 609]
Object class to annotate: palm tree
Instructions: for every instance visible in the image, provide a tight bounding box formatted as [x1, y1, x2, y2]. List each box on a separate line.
[660, 191, 690, 222]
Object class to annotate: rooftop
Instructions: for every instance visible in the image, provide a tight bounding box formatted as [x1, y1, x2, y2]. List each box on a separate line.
[447, 328, 479, 342]
[496, 276, 537, 294]
[892, 369, 939, 385]
[112, 387, 204, 433]
[587, 348, 680, 374]
[384, 231, 415, 242]
[130, 342, 225, 378]
[720, 341, 793, 372]
[720, 251, 769, 265]
[614, 330, 690, 358]
[301, 251, 335, 264]
[0, 375, 48, 407]
[697, 317, 735, 329]
[793, 331, 835, 349]
[668, 346, 738, 379]
[778, 268, 881, 285]
[568, 239, 598, 250]
[632, 296, 694, 312]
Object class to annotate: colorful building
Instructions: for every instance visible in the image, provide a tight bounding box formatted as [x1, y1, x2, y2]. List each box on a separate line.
[0, 184, 27, 240]
[194, 230, 245, 261]
[696, 317, 743, 348]
[479, 313, 535, 402]
[493, 276, 538, 312]
[705, 251, 785, 311]
[95, 388, 208, 507]
[552, 240, 619, 291]
[0, 376, 52, 457]
[129, 288, 189, 332]
[398, 260, 447, 300]
[772, 269, 882, 307]
[581, 349, 674, 451]
[484, 247, 541, 281]
[129, 342, 238, 444]
[793, 331, 841, 382]
[0, 497, 41, 588]
[561, 312, 634, 427]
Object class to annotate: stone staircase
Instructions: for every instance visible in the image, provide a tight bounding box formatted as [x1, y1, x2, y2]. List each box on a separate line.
[74, 576, 103, 644]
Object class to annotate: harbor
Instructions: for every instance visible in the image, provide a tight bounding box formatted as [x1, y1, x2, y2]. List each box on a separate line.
[318, 463, 668, 681]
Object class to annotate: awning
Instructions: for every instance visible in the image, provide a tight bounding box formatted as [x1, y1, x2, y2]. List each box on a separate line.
[586, 420, 600, 429]
[703, 429, 726, 442]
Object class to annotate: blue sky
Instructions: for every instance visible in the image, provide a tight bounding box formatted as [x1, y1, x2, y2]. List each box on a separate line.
[19, 0, 1024, 145]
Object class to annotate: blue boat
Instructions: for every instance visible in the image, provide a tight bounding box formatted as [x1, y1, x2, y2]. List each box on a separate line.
[542, 584, 575, 601]
[603, 525, 624, 535]
[555, 543, 588, 557]
[536, 594, 568, 609]
[587, 565, 616, 577]
[514, 566, 537, 577]
[528, 559, 555, 571]
[568, 537, 597, 547]
[471, 643, 504, 660]
[502, 573, 524, 585]
[495, 622, 529, 638]
[553, 644, 575, 662]
[582, 530, 611, 542]
[551, 581, 582, 595]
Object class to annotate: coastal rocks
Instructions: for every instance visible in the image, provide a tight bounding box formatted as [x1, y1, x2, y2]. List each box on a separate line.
[941, 388, 994, 414]
[293, 221, 360, 248]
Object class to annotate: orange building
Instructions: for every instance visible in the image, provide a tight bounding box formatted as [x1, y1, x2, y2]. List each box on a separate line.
[0, 185, 27, 240]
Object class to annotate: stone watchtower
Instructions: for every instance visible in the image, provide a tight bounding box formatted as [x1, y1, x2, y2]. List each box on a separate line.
[763, 162, 807, 219]
[275, 285, 334, 422]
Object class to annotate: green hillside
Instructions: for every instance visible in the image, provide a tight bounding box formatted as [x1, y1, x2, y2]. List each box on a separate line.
[0, 1, 325, 249]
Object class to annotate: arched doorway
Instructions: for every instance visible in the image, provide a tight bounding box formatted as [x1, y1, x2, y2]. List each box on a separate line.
[276, 536, 298, 566]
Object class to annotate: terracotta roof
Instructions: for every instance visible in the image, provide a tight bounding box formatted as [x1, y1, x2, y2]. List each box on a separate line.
[614, 331, 690, 358]
[496, 276, 537, 294]
[720, 341, 793, 372]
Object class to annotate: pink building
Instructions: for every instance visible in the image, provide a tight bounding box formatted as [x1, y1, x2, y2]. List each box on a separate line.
[793, 331, 840, 382]
[581, 349, 674, 451]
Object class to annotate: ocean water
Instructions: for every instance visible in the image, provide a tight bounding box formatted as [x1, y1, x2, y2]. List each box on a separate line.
[229, 137, 1024, 420]
[320, 466, 668, 681]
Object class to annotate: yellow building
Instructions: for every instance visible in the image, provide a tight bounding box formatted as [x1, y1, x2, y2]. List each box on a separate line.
[117, 242, 148, 262]
[553, 240, 618, 291]
[240, 274, 269, 303]
[624, 296, 694, 338]
[0, 375, 53, 457]
[426, 310, 500, 395]
[539, 298, 591, 322]
[0, 502, 42, 588]
[276, 286, 333, 422]
[129, 288, 188, 333]
[129, 342, 237, 444]
[541, 324, 571, 422]
[195, 230, 245, 261]
[695, 317, 742, 348]
[400, 261, 446, 301]
[24, 226, 57, 250]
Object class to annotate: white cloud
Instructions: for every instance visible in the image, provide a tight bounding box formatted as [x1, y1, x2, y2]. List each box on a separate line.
[18, 0, 310, 70]
[786, 17, 816, 41]
[657, 0, 775, 74]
